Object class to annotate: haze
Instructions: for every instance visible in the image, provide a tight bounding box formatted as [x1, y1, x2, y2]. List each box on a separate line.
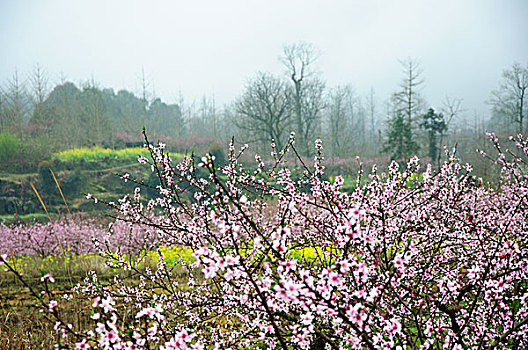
[1, 0, 527, 117]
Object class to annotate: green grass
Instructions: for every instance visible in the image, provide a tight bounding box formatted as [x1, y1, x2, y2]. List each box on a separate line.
[0, 172, 38, 183]
[0, 213, 58, 225]
[0, 244, 337, 349]
[0, 247, 191, 349]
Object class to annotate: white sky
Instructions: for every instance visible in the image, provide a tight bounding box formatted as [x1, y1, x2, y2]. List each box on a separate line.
[1, 0, 527, 118]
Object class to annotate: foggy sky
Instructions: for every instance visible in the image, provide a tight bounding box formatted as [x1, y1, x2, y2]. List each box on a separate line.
[1, 0, 527, 119]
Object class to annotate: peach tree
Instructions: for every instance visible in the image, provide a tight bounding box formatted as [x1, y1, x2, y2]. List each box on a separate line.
[2, 132, 528, 349]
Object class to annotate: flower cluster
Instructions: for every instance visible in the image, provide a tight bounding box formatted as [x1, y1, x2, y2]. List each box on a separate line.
[0, 217, 159, 256]
[3, 134, 528, 349]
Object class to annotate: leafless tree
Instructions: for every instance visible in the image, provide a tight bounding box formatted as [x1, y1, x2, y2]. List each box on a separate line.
[199, 95, 217, 139]
[182, 94, 217, 139]
[26, 64, 50, 132]
[81, 81, 110, 146]
[280, 42, 325, 155]
[490, 62, 528, 134]
[28, 64, 49, 106]
[0, 69, 29, 130]
[138, 67, 153, 128]
[325, 85, 364, 157]
[391, 58, 426, 128]
[441, 96, 463, 127]
[438, 96, 464, 150]
[235, 72, 291, 151]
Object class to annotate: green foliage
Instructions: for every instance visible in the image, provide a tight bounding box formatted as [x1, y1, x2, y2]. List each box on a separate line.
[37, 160, 56, 197]
[0, 197, 22, 215]
[145, 171, 162, 199]
[208, 143, 227, 167]
[421, 108, 447, 164]
[0, 131, 21, 162]
[29, 82, 184, 148]
[52, 146, 180, 172]
[52, 147, 184, 171]
[0, 213, 56, 225]
[146, 246, 195, 267]
[37, 160, 86, 203]
[0, 131, 53, 173]
[60, 168, 87, 199]
[382, 114, 419, 164]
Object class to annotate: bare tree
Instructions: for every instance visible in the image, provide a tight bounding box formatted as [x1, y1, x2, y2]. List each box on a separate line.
[27, 64, 50, 132]
[441, 96, 463, 127]
[325, 85, 364, 157]
[0, 69, 29, 130]
[362, 88, 382, 155]
[235, 72, 291, 150]
[138, 67, 153, 128]
[299, 78, 325, 151]
[215, 105, 234, 141]
[182, 94, 217, 139]
[438, 96, 463, 149]
[280, 42, 325, 155]
[175, 92, 194, 138]
[392, 58, 426, 127]
[198, 95, 217, 138]
[28, 64, 49, 106]
[490, 62, 528, 134]
[81, 81, 110, 146]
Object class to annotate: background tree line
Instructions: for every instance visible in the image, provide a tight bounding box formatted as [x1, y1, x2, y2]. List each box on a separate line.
[0, 70, 184, 149]
[1, 46, 526, 179]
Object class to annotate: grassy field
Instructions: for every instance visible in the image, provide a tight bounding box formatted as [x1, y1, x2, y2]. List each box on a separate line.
[0, 247, 193, 349]
[1, 253, 105, 349]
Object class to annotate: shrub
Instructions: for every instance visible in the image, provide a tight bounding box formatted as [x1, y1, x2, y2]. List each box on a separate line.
[37, 160, 56, 198]
[60, 168, 87, 199]
[0, 131, 21, 163]
[207, 143, 227, 167]
[0, 131, 54, 173]
[2, 132, 528, 349]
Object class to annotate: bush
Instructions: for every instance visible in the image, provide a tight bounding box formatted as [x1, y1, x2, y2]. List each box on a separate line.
[0, 131, 53, 173]
[37, 160, 56, 198]
[2, 133, 528, 349]
[0, 131, 21, 163]
[207, 143, 227, 167]
[60, 168, 87, 199]
[0, 197, 22, 215]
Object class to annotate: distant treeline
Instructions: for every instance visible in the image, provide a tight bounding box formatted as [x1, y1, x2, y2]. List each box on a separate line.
[1, 80, 184, 149]
[0, 48, 526, 180]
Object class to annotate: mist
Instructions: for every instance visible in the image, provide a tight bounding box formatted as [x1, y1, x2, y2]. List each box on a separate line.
[1, 0, 527, 116]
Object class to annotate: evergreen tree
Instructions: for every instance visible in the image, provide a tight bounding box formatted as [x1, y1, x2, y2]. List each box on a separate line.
[382, 114, 418, 164]
[421, 108, 446, 168]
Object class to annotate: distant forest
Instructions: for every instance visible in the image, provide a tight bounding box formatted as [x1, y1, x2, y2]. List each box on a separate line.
[1, 45, 526, 179]
[0, 71, 184, 149]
